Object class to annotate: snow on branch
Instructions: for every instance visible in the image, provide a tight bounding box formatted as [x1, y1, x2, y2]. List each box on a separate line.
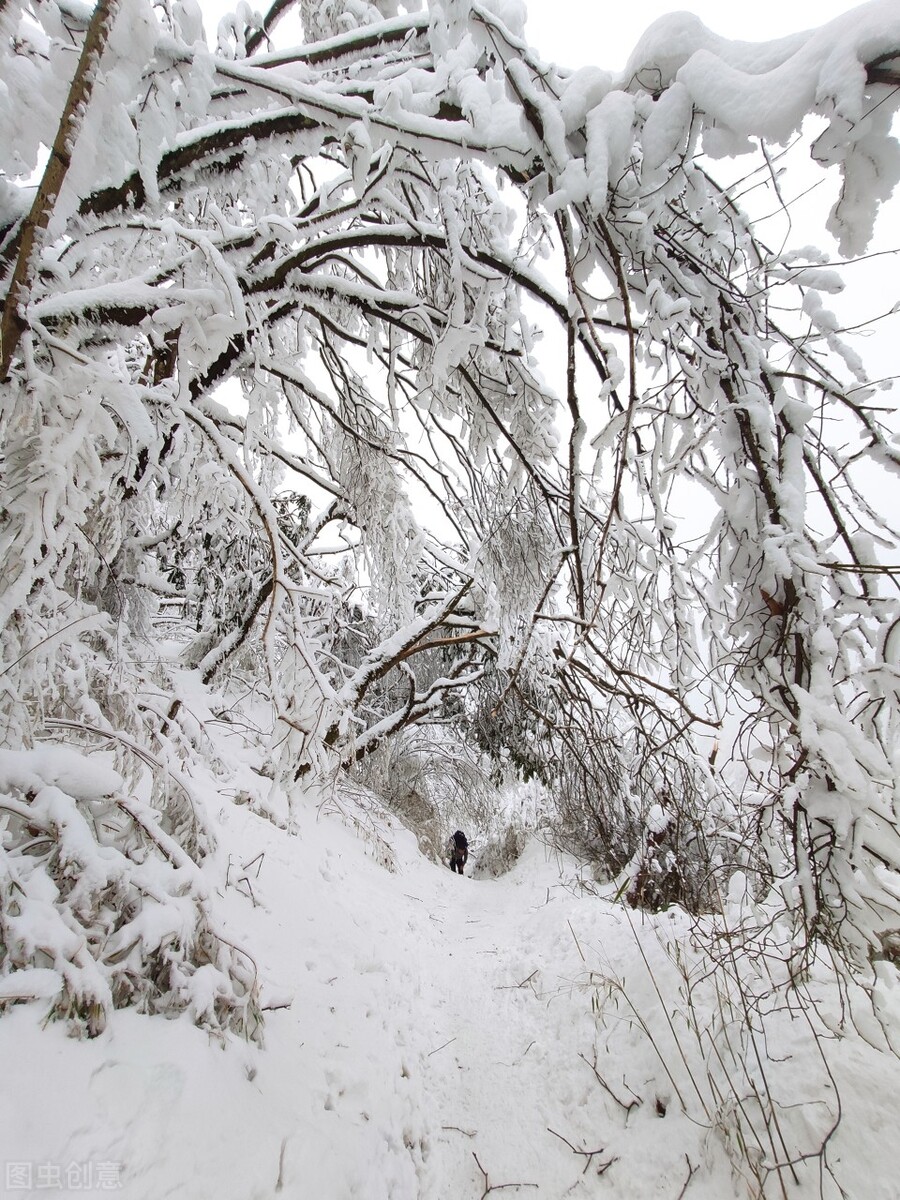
[0, 0, 120, 378]
[622, 1, 900, 252]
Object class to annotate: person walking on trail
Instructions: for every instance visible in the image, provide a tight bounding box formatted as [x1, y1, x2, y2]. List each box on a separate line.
[447, 830, 468, 875]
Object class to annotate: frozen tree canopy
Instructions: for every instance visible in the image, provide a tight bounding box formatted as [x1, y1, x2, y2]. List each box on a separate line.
[0, 0, 899, 1047]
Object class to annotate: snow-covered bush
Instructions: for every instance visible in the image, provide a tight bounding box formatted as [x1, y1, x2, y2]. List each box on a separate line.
[470, 822, 527, 879]
[351, 736, 446, 860]
[0, 747, 260, 1039]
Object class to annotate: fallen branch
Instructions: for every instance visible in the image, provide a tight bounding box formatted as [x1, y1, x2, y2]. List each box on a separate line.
[243, 851, 266, 878]
[676, 1154, 698, 1200]
[274, 1136, 287, 1193]
[579, 1052, 642, 1115]
[567, 920, 586, 963]
[547, 1127, 615, 1176]
[496, 970, 538, 991]
[472, 1153, 538, 1199]
[427, 1037, 457, 1057]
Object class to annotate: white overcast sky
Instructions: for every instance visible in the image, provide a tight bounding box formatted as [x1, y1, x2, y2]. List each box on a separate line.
[522, 0, 871, 71]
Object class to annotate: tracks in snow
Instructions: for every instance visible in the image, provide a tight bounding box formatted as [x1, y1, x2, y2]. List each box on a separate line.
[402, 865, 608, 1198]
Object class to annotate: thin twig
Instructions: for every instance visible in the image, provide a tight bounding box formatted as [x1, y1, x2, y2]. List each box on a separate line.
[675, 1154, 697, 1200]
[243, 851, 266, 877]
[236, 875, 259, 907]
[578, 1052, 642, 1114]
[546, 1128, 615, 1176]
[274, 1137, 287, 1193]
[567, 920, 586, 963]
[496, 970, 538, 990]
[427, 1037, 457, 1057]
[472, 1153, 538, 1198]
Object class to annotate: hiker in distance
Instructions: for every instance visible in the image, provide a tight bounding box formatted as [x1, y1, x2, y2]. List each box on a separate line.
[447, 831, 468, 875]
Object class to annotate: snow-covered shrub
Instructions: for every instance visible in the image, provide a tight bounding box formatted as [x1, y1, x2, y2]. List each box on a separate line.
[585, 911, 863, 1200]
[321, 782, 401, 873]
[470, 823, 527, 879]
[622, 800, 698, 914]
[0, 747, 260, 1039]
[464, 655, 738, 912]
[352, 741, 445, 860]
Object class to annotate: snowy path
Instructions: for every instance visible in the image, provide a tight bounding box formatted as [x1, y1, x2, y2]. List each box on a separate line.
[211, 811, 631, 1200]
[408, 867, 607, 1197]
[264, 830, 617, 1199]
[270, 824, 710, 1200]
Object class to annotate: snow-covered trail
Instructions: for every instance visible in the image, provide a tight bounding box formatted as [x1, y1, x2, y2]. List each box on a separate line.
[2, 792, 898, 1200]
[259, 816, 623, 1200]
[400, 859, 608, 1197]
[235, 803, 731, 1200]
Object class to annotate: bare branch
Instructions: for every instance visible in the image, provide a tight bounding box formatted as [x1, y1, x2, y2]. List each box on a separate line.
[1, 0, 120, 378]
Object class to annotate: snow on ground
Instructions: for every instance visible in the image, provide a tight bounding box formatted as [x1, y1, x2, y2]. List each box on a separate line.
[1, 783, 898, 1199]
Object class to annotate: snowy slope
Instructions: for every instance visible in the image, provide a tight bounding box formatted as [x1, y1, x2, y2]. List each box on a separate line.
[1, 786, 898, 1199]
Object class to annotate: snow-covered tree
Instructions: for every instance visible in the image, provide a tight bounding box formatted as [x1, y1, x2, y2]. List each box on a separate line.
[1, 0, 899, 1032]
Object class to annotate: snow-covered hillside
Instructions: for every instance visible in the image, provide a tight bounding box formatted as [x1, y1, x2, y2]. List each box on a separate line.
[2, 784, 897, 1199]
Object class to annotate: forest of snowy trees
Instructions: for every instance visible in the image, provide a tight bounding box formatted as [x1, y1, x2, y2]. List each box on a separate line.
[0, 0, 899, 1103]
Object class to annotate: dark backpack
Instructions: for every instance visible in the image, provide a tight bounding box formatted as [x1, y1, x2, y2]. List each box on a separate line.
[453, 830, 468, 851]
